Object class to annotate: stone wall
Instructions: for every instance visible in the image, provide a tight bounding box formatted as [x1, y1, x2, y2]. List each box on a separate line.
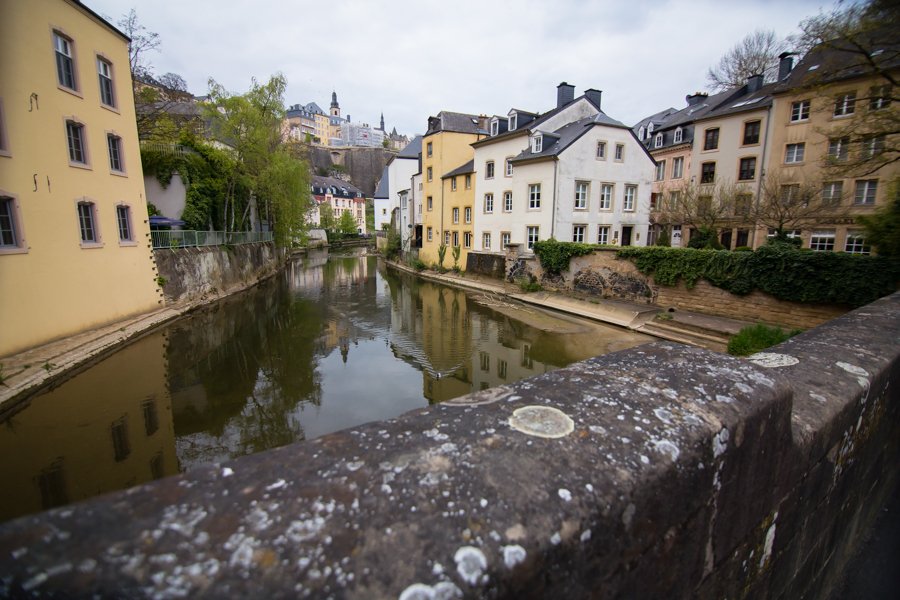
[0, 294, 897, 599]
[506, 247, 851, 330]
[154, 241, 282, 304]
[309, 146, 396, 197]
[465, 251, 506, 279]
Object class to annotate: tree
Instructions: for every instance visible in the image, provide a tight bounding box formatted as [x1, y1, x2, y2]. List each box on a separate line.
[158, 72, 189, 93]
[752, 171, 850, 237]
[117, 9, 160, 80]
[857, 177, 900, 256]
[654, 179, 750, 233]
[656, 228, 671, 247]
[706, 29, 788, 92]
[339, 209, 357, 235]
[318, 204, 335, 231]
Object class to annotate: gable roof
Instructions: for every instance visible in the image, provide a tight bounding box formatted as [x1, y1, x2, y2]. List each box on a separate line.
[441, 159, 475, 179]
[374, 167, 390, 199]
[425, 111, 487, 136]
[311, 175, 364, 198]
[397, 135, 423, 159]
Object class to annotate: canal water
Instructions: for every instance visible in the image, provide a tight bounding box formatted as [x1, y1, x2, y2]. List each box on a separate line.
[0, 248, 655, 523]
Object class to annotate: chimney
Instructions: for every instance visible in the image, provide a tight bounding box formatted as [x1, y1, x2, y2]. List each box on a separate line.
[685, 92, 709, 106]
[584, 88, 602, 109]
[557, 82, 575, 108]
[747, 73, 764, 93]
[778, 52, 795, 81]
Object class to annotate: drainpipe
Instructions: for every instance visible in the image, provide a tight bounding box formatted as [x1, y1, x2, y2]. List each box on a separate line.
[550, 157, 559, 239]
[751, 105, 772, 249]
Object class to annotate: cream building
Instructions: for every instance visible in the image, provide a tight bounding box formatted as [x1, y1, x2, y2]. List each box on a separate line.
[0, 0, 161, 357]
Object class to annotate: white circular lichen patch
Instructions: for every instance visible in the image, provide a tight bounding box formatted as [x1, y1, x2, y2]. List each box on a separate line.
[454, 546, 487, 586]
[501, 545, 526, 569]
[399, 581, 463, 600]
[445, 386, 514, 407]
[508, 406, 574, 439]
[836, 362, 869, 377]
[748, 352, 799, 368]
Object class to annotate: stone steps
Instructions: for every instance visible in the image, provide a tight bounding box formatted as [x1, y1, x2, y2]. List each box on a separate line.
[636, 321, 730, 353]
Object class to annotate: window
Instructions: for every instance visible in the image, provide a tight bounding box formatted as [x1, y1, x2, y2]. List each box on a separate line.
[483, 232, 491, 249]
[780, 184, 800, 205]
[596, 141, 606, 159]
[427, 227, 432, 241]
[703, 128, 719, 151]
[735, 194, 752, 215]
[809, 230, 835, 251]
[485, 161, 494, 179]
[382, 208, 387, 215]
[445, 231, 451, 245]
[638, 126, 645, 140]
[427, 196, 433, 211]
[575, 182, 588, 209]
[498, 359, 508, 379]
[597, 225, 609, 245]
[113, 205, 133, 244]
[97, 57, 115, 108]
[822, 182, 843, 205]
[834, 91, 856, 117]
[501, 232, 511, 247]
[845, 231, 870, 254]
[738, 157, 756, 181]
[654, 160, 666, 181]
[490, 120, 498, 136]
[66, 120, 89, 167]
[528, 184, 541, 209]
[453, 207, 459, 223]
[854, 180, 878, 205]
[107, 134, 124, 173]
[600, 184, 613, 210]
[672, 156, 684, 179]
[743, 120, 761, 145]
[427, 142, 432, 157]
[451, 178, 457, 191]
[465, 207, 472, 223]
[623, 186, 636, 211]
[464, 232, 472, 248]
[76, 200, 101, 247]
[484, 193, 493, 213]
[785, 143, 805, 164]
[828, 137, 850, 161]
[863, 135, 886, 157]
[615, 144, 624, 161]
[701, 162, 716, 183]
[427, 167, 432, 181]
[110, 418, 131, 462]
[53, 32, 77, 91]
[870, 85, 892, 111]
[573, 225, 585, 243]
[674, 128, 683, 144]
[509, 114, 517, 131]
[453, 232, 459, 247]
[790, 100, 811, 122]
[654, 133, 663, 148]
[650, 192, 660, 211]
[505, 159, 513, 177]
[669, 191, 681, 210]
[466, 175, 471, 189]
[0, 194, 26, 254]
[480, 353, 490, 372]
[532, 135, 542, 153]
[526, 226, 539, 250]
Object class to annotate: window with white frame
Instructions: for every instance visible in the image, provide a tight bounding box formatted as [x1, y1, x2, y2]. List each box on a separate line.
[834, 91, 856, 117]
[572, 225, 585, 243]
[654, 160, 666, 181]
[465, 207, 472, 223]
[484, 193, 493, 213]
[116, 205, 133, 243]
[466, 174, 471, 188]
[485, 161, 494, 179]
[785, 143, 805, 164]
[638, 126, 645, 140]
[864, 135, 886, 157]
[827, 137, 849, 161]
[107, 134, 124, 173]
[427, 196, 433, 210]
[845, 230, 870, 254]
[575, 182, 588, 209]
[532, 135, 542, 153]
[674, 128, 683, 143]
[790, 100, 811, 121]
[672, 156, 684, 178]
[97, 58, 115, 108]
[822, 181, 843, 205]
[453, 207, 459, 223]
[445, 231, 450, 245]
[490, 120, 498, 136]
[854, 179, 877, 204]
[528, 184, 541, 209]
[597, 141, 606, 159]
[427, 167, 432, 181]
[464, 232, 472, 248]
[600, 184, 613, 210]
[453, 232, 459, 247]
[501, 232, 510, 247]
[427, 142, 432, 157]
[509, 113, 517, 131]
[77, 200, 100, 246]
[669, 191, 681, 210]
[506, 159, 513, 177]
[597, 225, 610, 245]
[0, 195, 26, 253]
[654, 133, 663, 148]
[428, 227, 433, 241]
[451, 178, 457, 191]
[623, 185, 636, 211]
[809, 230, 835, 251]
[615, 144, 624, 161]
[54, 33, 77, 91]
[870, 85, 892, 111]
[483, 232, 490, 249]
[498, 359, 507, 378]
[526, 226, 539, 250]
[504, 191, 512, 212]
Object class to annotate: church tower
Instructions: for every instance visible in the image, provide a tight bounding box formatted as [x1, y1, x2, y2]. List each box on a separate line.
[330, 90, 340, 118]
[380, 112, 385, 131]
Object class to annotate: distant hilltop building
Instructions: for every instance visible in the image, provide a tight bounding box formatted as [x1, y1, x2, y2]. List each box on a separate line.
[340, 120, 385, 148]
[284, 90, 408, 149]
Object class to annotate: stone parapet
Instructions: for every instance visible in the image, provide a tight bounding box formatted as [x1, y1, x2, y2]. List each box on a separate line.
[0, 294, 898, 598]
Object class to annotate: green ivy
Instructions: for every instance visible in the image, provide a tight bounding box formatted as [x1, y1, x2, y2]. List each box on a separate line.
[532, 239, 596, 274]
[616, 245, 900, 307]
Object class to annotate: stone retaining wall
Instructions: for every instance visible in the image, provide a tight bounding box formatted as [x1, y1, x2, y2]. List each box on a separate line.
[0, 293, 898, 599]
[465, 251, 506, 279]
[506, 247, 851, 330]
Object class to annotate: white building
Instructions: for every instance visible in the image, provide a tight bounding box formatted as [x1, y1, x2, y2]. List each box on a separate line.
[341, 121, 385, 147]
[473, 83, 655, 256]
[374, 136, 423, 232]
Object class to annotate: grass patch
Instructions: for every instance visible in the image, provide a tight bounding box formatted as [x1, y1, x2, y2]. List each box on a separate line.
[728, 324, 803, 357]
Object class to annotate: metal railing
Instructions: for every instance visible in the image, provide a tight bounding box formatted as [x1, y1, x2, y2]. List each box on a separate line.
[151, 230, 274, 249]
[139, 142, 196, 157]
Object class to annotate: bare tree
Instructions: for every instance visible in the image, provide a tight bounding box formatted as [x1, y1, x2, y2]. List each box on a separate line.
[752, 171, 851, 236]
[116, 9, 160, 79]
[655, 179, 751, 231]
[706, 29, 789, 92]
[158, 73, 189, 93]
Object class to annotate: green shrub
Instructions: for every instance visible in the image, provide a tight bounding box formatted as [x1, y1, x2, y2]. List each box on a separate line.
[656, 228, 671, 247]
[451, 245, 461, 269]
[733, 246, 753, 252]
[411, 258, 427, 271]
[384, 229, 402, 260]
[156, 276, 167, 287]
[728, 324, 803, 356]
[532, 238, 595, 274]
[515, 276, 542, 292]
[437, 244, 447, 268]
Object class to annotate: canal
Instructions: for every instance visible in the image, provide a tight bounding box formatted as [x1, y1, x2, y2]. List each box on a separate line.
[0, 248, 655, 524]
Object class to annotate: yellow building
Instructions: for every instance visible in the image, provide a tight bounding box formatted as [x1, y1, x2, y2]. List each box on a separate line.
[0, 0, 161, 356]
[419, 111, 488, 265]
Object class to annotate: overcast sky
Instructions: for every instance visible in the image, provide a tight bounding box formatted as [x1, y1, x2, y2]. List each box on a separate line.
[88, 0, 837, 137]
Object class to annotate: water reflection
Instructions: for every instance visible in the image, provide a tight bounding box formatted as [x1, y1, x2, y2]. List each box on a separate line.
[0, 247, 654, 523]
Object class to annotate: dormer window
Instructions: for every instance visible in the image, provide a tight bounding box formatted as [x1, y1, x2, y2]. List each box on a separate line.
[654, 133, 663, 148]
[648, 123, 655, 134]
[532, 134, 542, 153]
[638, 126, 645, 140]
[490, 119, 499, 136]
[509, 112, 517, 131]
[674, 128, 683, 144]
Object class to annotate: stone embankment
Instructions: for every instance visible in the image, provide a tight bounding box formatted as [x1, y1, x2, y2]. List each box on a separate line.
[1, 288, 897, 599]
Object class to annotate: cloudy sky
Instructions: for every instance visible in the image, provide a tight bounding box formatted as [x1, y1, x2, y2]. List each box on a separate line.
[88, 0, 837, 136]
